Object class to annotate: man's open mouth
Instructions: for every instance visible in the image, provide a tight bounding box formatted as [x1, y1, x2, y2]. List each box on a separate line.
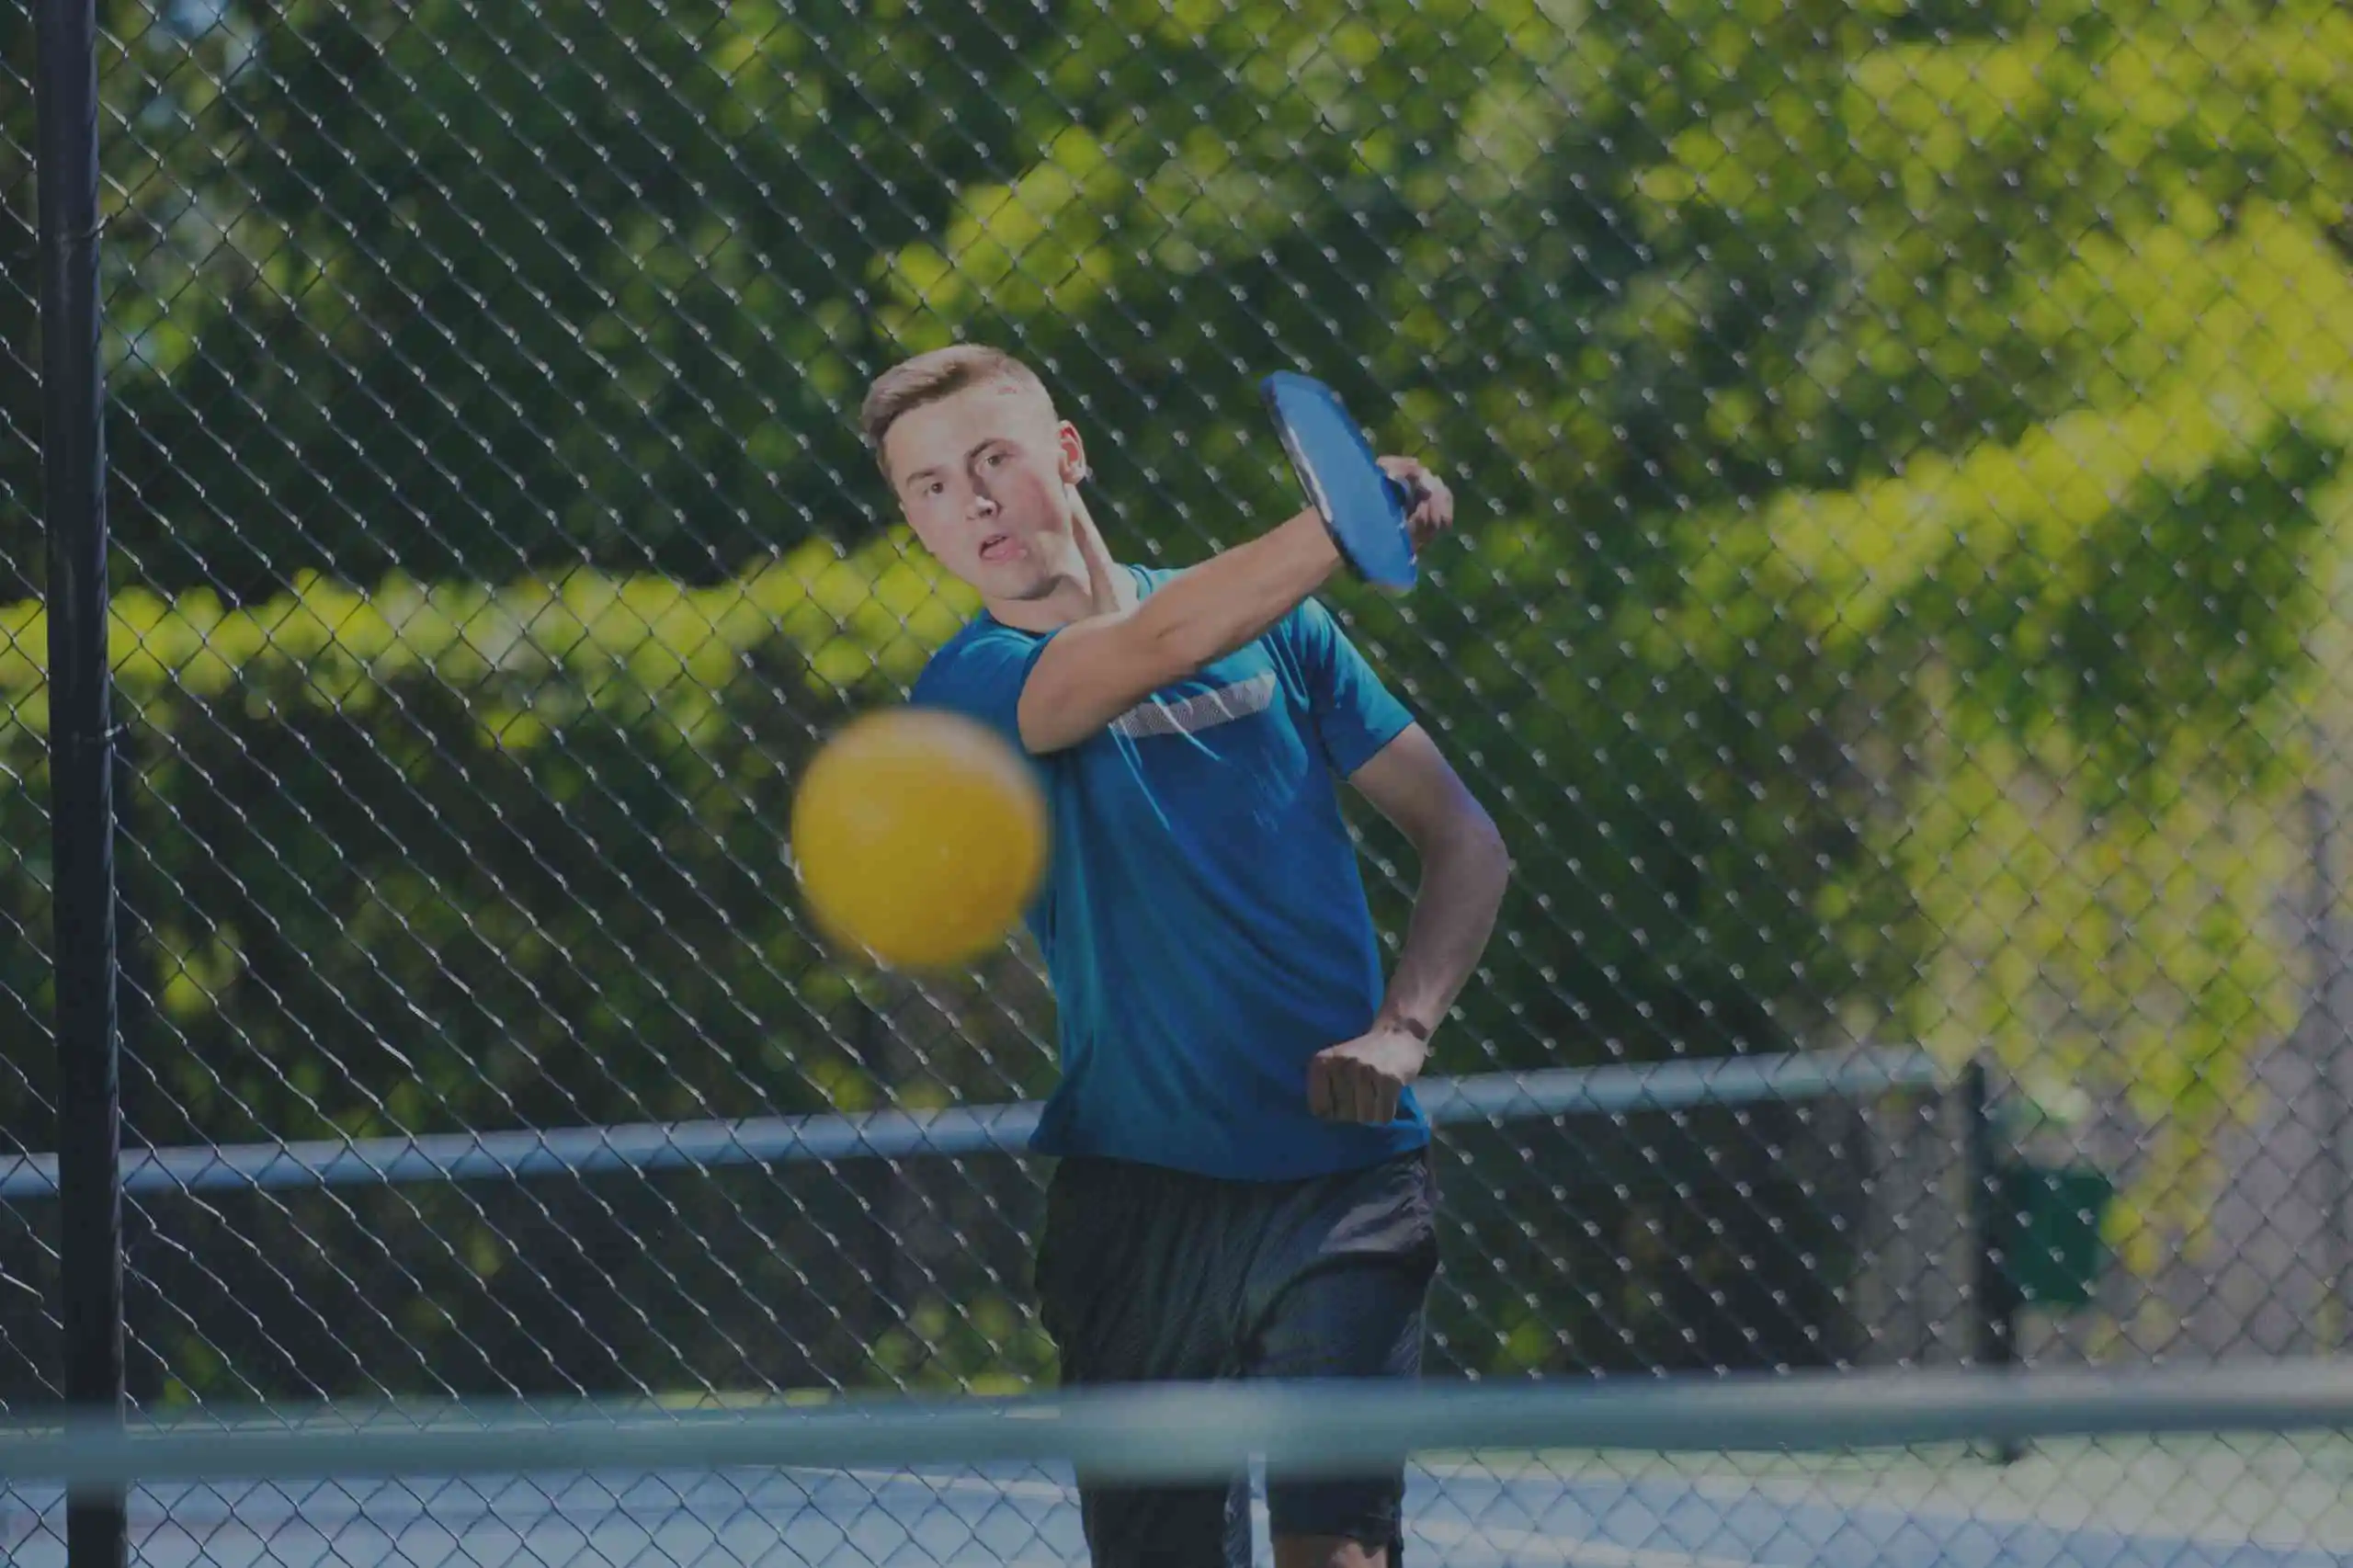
[978, 533, 1017, 562]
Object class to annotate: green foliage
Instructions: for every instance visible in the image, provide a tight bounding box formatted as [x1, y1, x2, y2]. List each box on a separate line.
[2, 531, 983, 1131]
[5, 0, 2351, 1390]
[0, 538, 1065, 1401]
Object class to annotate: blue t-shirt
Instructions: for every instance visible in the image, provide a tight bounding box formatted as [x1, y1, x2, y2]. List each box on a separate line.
[909, 566, 1429, 1182]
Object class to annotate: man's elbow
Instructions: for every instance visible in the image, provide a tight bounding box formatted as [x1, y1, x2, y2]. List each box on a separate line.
[1016, 618, 1192, 755]
[1426, 795, 1510, 885]
[1469, 808, 1512, 887]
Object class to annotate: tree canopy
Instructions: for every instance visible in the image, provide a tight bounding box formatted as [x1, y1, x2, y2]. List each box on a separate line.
[3, 0, 2347, 1385]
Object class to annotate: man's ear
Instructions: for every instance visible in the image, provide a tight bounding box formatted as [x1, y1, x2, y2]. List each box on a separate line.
[1057, 420, 1089, 486]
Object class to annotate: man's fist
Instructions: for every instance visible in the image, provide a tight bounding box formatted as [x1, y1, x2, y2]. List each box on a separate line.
[1307, 1026, 1429, 1124]
[1376, 456, 1455, 550]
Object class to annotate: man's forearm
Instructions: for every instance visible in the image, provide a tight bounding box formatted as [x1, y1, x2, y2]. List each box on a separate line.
[1379, 815, 1509, 1042]
[1132, 508, 1339, 671]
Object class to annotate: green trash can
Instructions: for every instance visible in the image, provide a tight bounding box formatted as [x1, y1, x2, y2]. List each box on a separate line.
[1995, 1159, 2115, 1310]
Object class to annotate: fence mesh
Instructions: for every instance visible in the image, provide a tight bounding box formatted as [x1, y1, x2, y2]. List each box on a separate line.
[6, 0, 2353, 1559]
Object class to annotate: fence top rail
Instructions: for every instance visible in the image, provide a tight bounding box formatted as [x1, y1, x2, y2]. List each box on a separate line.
[0, 1358, 2343, 1487]
[0, 1045, 1942, 1200]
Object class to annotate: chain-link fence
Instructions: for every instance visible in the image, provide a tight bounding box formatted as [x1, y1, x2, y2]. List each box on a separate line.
[7, 0, 2353, 1560]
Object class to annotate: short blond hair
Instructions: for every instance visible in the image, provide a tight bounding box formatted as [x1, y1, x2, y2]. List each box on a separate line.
[859, 345, 1053, 477]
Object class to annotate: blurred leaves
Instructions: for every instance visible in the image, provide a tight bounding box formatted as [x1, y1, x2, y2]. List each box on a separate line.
[4, 0, 2352, 1387]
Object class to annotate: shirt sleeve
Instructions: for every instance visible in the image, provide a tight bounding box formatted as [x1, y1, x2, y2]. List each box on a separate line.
[1284, 596, 1415, 778]
[909, 624, 1057, 756]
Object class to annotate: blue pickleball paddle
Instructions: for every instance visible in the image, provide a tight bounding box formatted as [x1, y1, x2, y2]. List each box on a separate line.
[1261, 370, 1421, 594]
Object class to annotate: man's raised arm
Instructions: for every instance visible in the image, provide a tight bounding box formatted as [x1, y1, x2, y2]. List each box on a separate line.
[1017, 459, 1454, 756]
[1014, 507, 1341, 754]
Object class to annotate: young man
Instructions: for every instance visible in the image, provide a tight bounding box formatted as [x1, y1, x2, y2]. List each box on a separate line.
[862, 345, 1509, 1568]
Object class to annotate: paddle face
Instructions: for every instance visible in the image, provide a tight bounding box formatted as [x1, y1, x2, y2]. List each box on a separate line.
[1261, 370, 1417, 593]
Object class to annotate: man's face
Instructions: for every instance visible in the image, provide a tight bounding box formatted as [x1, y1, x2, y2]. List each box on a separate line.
[884, 382, 1086, 603]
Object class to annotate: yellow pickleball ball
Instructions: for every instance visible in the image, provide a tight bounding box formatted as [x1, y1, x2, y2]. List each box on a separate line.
[790, 708, 1050, 971]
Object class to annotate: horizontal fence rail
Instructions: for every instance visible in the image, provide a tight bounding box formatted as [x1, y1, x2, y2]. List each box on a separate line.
[0, 1048, 1945, 1199]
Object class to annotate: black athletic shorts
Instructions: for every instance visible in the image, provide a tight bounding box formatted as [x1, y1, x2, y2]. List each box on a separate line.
[1033, 1146, 1439, 1568]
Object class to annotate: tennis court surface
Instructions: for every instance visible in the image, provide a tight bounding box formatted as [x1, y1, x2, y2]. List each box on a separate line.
[8, 1437, 2349, 1567]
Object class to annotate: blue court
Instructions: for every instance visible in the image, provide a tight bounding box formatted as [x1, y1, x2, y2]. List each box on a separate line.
[6, 1438, 2347, 1568]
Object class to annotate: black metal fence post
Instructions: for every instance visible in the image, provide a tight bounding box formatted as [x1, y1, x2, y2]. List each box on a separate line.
[1961, 1056, 2022, 1464]
[35, 0, 130, 1562]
